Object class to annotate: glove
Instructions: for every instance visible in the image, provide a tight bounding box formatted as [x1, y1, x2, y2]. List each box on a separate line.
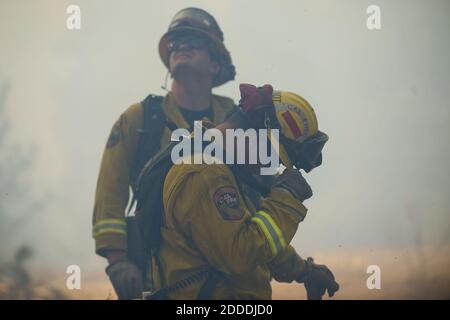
[272, 168, 313, 202]
[297, 257, 340, 300]
[238, 83, 275, 129]
[105, 259, 144, 300]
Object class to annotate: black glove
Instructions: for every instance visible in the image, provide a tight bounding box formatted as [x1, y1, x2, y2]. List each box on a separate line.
[297, 257, 340, 300]
[105, 259, 144, 300]
[273, 168, 313, 202]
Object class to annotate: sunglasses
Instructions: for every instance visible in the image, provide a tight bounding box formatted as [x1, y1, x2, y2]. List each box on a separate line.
[167, 37, 210, 54]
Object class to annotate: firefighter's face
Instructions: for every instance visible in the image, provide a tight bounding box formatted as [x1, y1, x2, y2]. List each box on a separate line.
[168, 35, 219, 80]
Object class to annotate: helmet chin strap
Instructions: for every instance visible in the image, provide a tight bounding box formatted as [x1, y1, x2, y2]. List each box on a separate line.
[161, 70, 170, 93]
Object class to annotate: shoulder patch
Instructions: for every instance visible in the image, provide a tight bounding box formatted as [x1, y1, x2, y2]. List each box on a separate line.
[106, 118, 122, 149]
[213, 186, 244, 220]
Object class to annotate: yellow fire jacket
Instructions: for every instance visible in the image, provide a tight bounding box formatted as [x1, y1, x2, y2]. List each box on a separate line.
[156, 162, 308, 299]
[92, 92, 235, 256]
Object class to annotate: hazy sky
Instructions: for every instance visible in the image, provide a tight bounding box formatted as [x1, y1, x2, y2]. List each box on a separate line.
[0, 0, 449, 276]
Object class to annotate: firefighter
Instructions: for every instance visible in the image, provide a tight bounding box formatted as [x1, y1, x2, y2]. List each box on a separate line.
[92, 7, 236, 300]
[146, 84, 339, 299]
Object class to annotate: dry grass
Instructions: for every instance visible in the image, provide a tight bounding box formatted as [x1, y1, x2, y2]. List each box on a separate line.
[273, 245, 450, 300]
[2, 245, 449, 300]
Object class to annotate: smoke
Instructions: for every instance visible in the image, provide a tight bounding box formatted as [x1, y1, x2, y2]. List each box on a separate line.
[0, 0, 449, 298]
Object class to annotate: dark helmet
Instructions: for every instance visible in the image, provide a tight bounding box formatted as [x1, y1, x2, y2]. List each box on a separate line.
[158, 7, 236, 87]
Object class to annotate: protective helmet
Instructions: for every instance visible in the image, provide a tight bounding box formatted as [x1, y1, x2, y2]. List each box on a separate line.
[159, 7, 236, 87]
[269, 90, 328, 172]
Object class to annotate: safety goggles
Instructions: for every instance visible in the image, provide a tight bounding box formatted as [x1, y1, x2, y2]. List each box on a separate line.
[167, 36, 210, 54]
[280, 131, 329, 172]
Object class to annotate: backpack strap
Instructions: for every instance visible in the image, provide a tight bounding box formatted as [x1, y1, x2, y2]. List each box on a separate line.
[129, 94, 165, 194]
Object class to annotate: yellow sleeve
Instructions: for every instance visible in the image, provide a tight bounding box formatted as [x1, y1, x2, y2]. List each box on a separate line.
[92, 103, 142, 256]
[267, 245, 306, 283]
[165, 164, 308, 276]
